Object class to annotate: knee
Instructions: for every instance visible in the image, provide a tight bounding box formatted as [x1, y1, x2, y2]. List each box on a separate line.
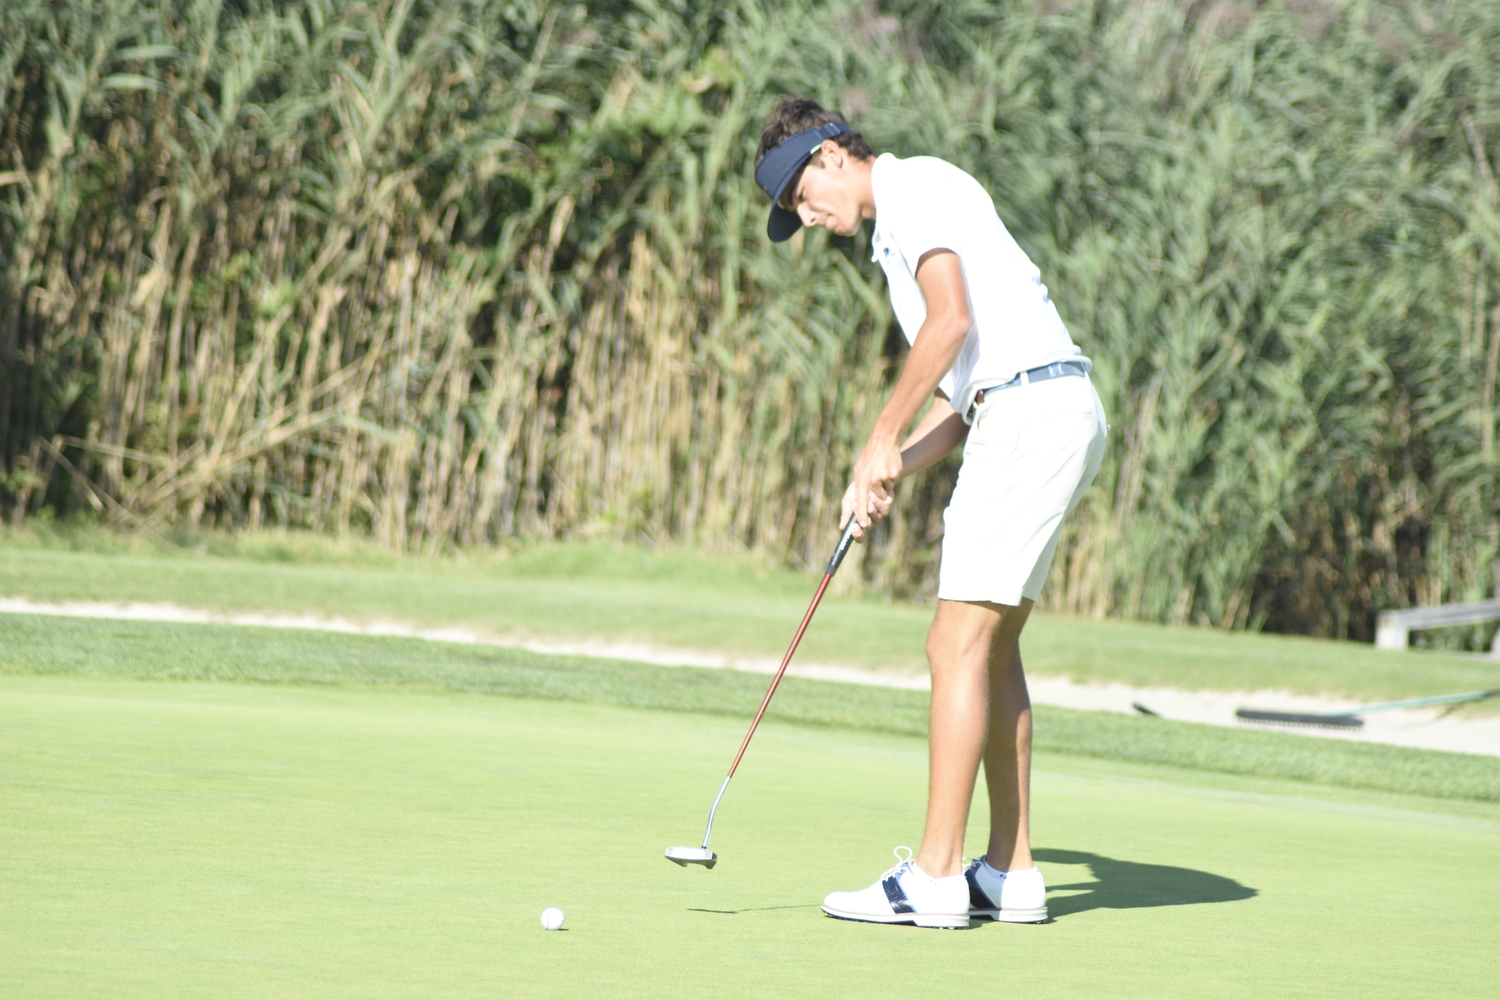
[926, 601, 1008, 671]
[988, 635, 1023, 674]
[924, 630, 946, 665]
[926, 627, 991, 671]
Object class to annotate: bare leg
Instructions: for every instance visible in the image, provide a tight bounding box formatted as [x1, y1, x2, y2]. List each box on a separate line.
[914, 598, 1033, 877]
[983, 599, 1034, 870]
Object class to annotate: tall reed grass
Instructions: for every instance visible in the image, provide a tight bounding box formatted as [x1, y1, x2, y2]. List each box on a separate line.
[1, 0, 1497, 645]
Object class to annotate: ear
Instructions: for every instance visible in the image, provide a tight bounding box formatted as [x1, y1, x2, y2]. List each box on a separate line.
[820, 139, 846, 168]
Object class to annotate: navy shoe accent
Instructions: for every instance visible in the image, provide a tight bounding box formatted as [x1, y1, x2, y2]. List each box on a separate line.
[965, 858, 997, 910]
[882, 874, 915, 914]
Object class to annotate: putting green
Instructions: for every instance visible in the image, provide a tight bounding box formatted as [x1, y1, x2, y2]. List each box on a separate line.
[2, 676, 1494, 998]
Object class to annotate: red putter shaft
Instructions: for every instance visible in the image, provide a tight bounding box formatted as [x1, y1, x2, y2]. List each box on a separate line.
[725, 570, 835, 778]
[681, 518, 861, 858]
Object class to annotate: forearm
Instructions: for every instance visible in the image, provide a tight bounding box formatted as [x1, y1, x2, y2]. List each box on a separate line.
[845, 248, 971, 534]
[868, 321, 967, 448]
[898, 399, 967, 478]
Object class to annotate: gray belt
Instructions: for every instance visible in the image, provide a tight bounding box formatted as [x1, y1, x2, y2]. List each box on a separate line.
[967, 360, 1089, 420]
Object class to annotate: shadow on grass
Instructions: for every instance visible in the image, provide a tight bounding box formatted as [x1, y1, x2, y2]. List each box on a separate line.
[689, 903, 982, 930]
[1035, 848, 1256, 919]
[687, 904, 822, 915]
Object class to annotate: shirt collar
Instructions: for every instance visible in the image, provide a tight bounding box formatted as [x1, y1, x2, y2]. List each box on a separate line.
[869, 153, 898, 262]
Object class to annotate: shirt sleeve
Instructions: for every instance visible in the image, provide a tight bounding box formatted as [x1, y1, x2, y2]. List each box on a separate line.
[891, 168, 966, 403]
[889, 167, 967, 265]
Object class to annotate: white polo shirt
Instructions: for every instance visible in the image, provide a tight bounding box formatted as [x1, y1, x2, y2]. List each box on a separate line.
[869, 153, 1086, 422]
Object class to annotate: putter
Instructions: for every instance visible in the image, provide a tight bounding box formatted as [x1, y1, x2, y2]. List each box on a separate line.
[666, 517, 861, 869]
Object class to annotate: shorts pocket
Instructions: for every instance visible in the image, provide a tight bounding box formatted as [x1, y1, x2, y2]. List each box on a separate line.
[965, 396, 1021, 458]
[1027, 375, 1098, 417]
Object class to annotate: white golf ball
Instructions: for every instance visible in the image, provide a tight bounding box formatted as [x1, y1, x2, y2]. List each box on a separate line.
[540, 906, 565, 931]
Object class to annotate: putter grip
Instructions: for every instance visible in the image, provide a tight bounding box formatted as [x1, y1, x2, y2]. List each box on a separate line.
[825, 518, 860, 577]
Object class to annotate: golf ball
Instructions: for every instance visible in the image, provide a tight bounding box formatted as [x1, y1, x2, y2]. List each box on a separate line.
[540, 906, 565, 931]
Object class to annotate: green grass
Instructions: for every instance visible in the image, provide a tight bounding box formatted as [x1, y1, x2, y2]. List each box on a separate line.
[2, 531, 1499, 706]
[3, 613, 1496, 803]
[4, 539, 1495, 996]
[0, 520, 819, 597]
[3, 676, 1495, 999]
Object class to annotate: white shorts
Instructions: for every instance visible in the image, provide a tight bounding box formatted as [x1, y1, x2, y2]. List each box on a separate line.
[937, 374, 1108, 605]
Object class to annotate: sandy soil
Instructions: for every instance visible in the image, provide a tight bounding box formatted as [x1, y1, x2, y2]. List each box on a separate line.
[3, 596, 1496, 757]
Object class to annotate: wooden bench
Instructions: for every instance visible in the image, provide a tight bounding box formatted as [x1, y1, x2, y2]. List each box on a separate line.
[1375, 599, 1500, 653]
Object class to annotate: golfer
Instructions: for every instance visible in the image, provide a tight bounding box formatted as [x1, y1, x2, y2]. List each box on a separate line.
[754, 98, 1107, 927]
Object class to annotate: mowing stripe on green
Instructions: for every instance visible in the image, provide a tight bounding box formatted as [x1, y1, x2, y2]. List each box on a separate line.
[2, 613, 1496, 802]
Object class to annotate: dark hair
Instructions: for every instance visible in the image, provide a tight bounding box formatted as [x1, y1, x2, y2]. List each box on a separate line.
[755, 98, 875, 208]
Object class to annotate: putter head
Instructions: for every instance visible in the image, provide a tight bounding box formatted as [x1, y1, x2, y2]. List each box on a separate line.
[665, 846, 717, 868]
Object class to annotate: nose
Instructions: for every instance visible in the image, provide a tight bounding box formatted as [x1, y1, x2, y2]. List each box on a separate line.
[797, 203, 818, 227]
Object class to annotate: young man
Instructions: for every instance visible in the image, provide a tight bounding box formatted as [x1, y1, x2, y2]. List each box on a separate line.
[753, 98, 1108, 928]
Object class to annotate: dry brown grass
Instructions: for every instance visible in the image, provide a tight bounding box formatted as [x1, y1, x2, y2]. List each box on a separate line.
[1, 0, 1497, 644]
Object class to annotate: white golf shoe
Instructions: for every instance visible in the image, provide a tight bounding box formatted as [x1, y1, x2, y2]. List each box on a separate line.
[821, 847, 970, 929]
[964, 857, 1048, 923]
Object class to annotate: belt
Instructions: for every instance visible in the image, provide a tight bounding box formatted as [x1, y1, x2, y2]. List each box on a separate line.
[966, 360, 1090, 420]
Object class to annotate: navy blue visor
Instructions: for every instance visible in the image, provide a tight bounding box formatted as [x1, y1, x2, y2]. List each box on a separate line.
[754, 122, 851, 242]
